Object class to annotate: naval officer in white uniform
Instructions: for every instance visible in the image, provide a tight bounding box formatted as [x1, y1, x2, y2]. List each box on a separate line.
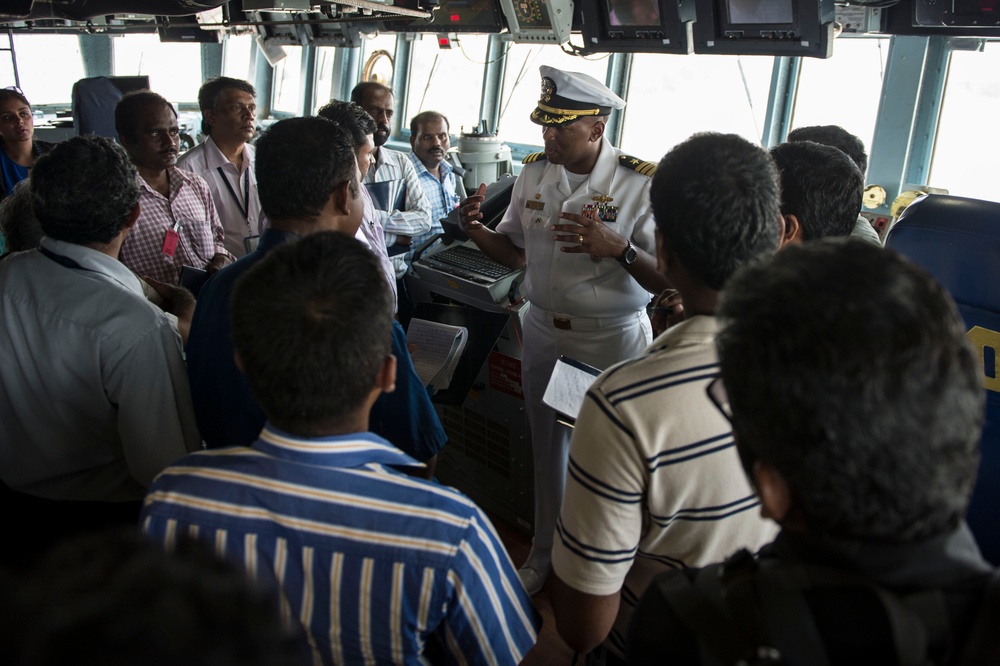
[460, 66, 669, 595]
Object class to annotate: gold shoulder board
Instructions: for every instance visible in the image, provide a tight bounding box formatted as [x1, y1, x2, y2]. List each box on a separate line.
[522, 151, 547, 165]
[619, 154, 656, 177]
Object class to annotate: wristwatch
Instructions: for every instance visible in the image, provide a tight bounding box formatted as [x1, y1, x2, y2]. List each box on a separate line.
[618, 239, 638, 266]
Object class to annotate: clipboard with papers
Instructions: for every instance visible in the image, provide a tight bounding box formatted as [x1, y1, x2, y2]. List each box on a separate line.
[542, 356, 602, 426]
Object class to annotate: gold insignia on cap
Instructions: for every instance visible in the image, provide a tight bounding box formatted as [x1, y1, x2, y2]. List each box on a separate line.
[540, 77, 555, 103]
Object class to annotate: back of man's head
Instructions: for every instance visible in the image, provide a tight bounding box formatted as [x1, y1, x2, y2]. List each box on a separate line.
[771, 140, 864, 240]
[0, 180, 42, 252]
[254, 117, 357, 222]
[651, 132, 781, 291]
[7, 529, 307, 665]
[30, 136, 140, 246]
[717, 239, 983, 542]
[316, 100, 377, 148]
[230, 232, 393, 435]
[787, 124, 868, 175]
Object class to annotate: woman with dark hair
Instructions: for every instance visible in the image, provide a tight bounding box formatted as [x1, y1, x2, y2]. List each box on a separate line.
[0, 88, 53, 201]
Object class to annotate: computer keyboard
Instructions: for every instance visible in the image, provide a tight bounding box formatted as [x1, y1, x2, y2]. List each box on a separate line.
[421, 245, 514, 281]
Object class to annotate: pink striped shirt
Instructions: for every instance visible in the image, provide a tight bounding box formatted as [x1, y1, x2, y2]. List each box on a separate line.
[120, 168, 231, 284]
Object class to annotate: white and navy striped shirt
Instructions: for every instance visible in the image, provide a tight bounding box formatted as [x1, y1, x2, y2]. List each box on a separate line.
[142, 425, 539, 665]
[551, 315, 778, 657]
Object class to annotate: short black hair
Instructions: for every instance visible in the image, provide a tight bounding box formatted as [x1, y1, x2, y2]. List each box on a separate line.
[350, 81, 392, 105]
[30, 136, 140, 245]
[0, 180, 42, 252]
[651, 132, 781, 291]
[717, 239, 983, 542]
[230, 232, 393, 435]
[787, 124, 868, 175]
[6, 529, 308, 665]
[409, 110, 450, 136]
[197, 76, 256, 135]
[114, 90, 176, 143]
[316, 100, 377, 149]
[770, 140, 864, 240]
[254, 116, 358, 221]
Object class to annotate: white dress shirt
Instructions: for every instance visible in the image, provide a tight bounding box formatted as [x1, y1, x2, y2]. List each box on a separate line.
[177, 136, 267, 258]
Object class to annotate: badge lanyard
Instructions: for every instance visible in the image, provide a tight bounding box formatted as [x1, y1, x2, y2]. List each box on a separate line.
[39, 246, 102, 275]
[218, 166, 252, 232]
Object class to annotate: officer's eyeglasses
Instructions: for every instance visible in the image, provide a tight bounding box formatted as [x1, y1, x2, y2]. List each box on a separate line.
[706, 377, 733, 423]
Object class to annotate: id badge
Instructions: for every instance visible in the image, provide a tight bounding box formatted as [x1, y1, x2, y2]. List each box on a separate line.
[162, 229, 180, 257]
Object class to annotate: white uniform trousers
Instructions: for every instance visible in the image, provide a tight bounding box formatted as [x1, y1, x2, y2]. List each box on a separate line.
[521, 304, 652, 567]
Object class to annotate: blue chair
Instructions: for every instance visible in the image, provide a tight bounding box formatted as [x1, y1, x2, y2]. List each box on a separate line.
[886, 194, 1000, 565]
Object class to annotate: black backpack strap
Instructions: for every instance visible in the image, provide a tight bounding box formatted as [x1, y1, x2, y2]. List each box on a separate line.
[954, 568, 1000, 665]
[654, 557, 758, 666]
[753, 560, 951, 666]
[724, 553, 830, 666]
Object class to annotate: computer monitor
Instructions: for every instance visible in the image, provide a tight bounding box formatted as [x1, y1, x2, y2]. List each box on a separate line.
[693, 0, 835, 58]
[384, 0, 506, 33]
[498, 0, 574, 43]
[108, 76, 151, 96]
[580, 0, 695, 55]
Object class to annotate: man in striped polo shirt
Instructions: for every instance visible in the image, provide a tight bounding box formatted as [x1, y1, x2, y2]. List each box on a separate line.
[550, 133, 785, 662]
[142, 233, 539, 665]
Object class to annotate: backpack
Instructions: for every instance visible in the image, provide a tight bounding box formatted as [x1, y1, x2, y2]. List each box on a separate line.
[656, 548, 1000, 666]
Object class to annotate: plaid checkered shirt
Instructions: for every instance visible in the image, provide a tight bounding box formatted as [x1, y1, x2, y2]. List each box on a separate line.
[120, 167, 232, 284]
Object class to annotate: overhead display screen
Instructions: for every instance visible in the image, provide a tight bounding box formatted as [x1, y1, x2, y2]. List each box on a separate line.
[726, 0, 794, 25]
[607, 0, 661, 27]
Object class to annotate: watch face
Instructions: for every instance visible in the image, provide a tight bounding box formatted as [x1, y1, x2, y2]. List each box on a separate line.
[621, 242, 638, 265]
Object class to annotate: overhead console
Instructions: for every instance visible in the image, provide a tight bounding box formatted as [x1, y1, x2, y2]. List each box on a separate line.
[691, 0, 835, 58]
[497, 0, 574, 43]
[579, 0, 696, 55]
[914, 0, 1000, 28]
[383, 0, 506, 34]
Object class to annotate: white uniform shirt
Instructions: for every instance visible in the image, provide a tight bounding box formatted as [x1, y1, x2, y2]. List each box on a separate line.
[496, 138, 657, 318]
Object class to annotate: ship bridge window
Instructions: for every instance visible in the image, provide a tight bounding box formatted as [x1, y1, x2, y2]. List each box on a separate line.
[112, 34, 201, 105]
[498, 45, 610, 147]
[0, 35, 85, 106]
[405, 34, 490, 135]
[620, 53, 773, 161]
[223, 34, 256, 82]
[790, 37, 889, 161]
[272, 45, 303, 114]
[929, 40, 1000, 203]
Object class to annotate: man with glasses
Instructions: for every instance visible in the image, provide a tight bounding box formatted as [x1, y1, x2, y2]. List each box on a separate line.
[178, 77, 265, 258]
[549, 133, 783, 663]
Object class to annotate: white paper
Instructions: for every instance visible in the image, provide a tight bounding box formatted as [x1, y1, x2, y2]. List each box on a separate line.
[406, 318, 469, 392]
[542, 356, 601, 420]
